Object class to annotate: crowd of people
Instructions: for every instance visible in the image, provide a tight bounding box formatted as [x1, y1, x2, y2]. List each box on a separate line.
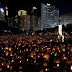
[0, 34, 72, 72]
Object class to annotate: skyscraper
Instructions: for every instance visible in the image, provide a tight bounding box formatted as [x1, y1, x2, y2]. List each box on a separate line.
[24, 15, 30, 33]
[55, 8, 59, 26]
[18, 10, 30, 33]
[18, 10, 27, 31]
[31, 7, 37, 17]
[41, 3, 56, 30]
[30, 7, 38, 32]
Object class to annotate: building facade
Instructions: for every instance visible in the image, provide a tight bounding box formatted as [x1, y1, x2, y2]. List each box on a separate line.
[30, 7, 38, 32]
[59, 13, 72, 26]
[24, 15, 30, 32]
[18, 10, 27, 31]
[55, 8, 59, 26]
[41, 3, 59, 30]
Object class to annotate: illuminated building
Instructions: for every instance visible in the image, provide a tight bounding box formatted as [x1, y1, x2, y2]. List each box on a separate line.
[18, 10, 27, 31]
[18, 10, 27, 16]
[30, 7, 38, 32]
[24, 15, 30, 33]
[31, 7, 37, 17]
[55, 8, 59, 26]
[59, 13, 72, 26]
[18, 10, 30, 32]
[41, 3, 57, 30]
[5, 7, 8, 16]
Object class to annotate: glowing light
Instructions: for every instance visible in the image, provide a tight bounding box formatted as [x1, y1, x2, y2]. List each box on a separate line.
[34, 60, 36, 63]
[51, 53, 52, 54]
[45, 68, 49, 71]
[11, 60, 14, 62]
[18, 56, 19, 58]
[7, 65, 9, 68]
[33, 7, 37, 9]
[20, 51, 21, 53]
[31, 56, 33, 58]
[1, 57, 2, 59]
[6, 10, 8, 16]
[27, 59, 28, 61]
[5, 7, 8, 10]
[47, 3, 50, 6]
[20, 61, 21, 63]
[42, 53, 44, 55]
[38, 56, 40, 58]
[57, 64, 59, 67]
[68, 52, 69, 54]
[2, 63, 3, 65]
[0, 8, 4, 13]
[63, 57, 66, 59]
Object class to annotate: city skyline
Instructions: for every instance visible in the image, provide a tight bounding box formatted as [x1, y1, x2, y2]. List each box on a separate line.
[0, 0, 72, 17]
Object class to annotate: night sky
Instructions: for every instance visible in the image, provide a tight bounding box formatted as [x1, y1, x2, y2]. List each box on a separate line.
[0, 0, 72, 17]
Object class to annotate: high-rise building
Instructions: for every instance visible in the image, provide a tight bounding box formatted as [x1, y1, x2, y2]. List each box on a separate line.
[41, 3, 56, 30]
[24, 15, 30, 32]
[31, 7, 37, 17]
[18, 10, 27, 31]
[18, 10, 30, 32]
[30, 7, 38, 32]
[55, 8, 59, 26]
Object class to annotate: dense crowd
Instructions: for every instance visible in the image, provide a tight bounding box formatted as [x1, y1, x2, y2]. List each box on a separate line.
[0, 34, 72, 72]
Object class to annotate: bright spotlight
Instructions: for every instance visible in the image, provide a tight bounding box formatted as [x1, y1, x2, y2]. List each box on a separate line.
[0, 8, 4, 13]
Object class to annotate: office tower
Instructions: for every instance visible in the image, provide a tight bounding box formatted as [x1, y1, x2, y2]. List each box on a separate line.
[30, 7, 38, 32]
[18, 10, 27, 31]
[55, 8, 59, 26]
[41, 3, 55, 30]
[31, 7, 37, 17]
[24, 15, 30, 33]
[18, 10, 30, 32]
